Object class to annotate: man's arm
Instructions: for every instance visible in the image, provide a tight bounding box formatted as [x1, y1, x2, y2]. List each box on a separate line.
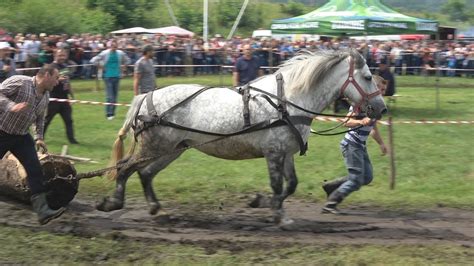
[233, 60, 240, 86]
[343, 111, 373, 128]
[232, 71, 240, 87]
[133, 72, 141, 96]
[0, 77, 23, 112]
[370, 123, 388, 155]
[90, 50, 105, 65]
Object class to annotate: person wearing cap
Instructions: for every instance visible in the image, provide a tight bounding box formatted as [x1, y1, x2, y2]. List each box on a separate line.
[0, 42, 16, 83]
[0, 64, 65, 225]
[90, 40, 131, 120]
[133, 44, 156, 95]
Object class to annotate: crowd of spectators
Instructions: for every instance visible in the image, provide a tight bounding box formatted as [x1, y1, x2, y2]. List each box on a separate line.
[1, 31, 473, 82]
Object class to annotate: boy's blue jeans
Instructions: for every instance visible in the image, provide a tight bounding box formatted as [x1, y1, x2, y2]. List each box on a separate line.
[337, 140, 373, 197]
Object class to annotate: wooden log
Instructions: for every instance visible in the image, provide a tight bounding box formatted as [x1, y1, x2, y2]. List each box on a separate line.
[0, 153, 79, 209]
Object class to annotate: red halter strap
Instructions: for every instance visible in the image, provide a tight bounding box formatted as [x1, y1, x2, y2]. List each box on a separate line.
[339, 57, 382, 110]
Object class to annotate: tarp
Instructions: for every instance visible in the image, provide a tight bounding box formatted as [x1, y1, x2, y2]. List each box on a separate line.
[110, 27, 150, 34]
[148, 26, 195, 37]
[271, 0, 438, 36]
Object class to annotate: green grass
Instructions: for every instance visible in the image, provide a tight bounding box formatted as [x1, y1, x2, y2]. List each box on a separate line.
[1, 225, 472, 265]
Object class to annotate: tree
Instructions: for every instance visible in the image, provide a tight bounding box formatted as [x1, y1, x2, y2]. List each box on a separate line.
[281, 0, 307, 16]
[85, 0, 159, 29]
[441, 0, 470, 22]
[174, 1, 203, 35]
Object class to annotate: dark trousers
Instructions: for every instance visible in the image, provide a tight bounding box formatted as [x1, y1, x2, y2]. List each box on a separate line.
[0, 131, 46, 195]
[44, 102, 76, 142]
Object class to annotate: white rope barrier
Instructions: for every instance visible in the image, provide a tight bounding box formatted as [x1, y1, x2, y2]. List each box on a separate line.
[48, 98, 474, 125]
[15, 63, 473, 72]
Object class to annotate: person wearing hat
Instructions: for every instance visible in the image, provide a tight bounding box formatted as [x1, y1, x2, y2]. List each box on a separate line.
[0, 42, 16, 83]
[133, 44, 156, 95]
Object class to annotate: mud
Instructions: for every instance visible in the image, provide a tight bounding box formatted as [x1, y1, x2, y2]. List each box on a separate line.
[0, 194, 473, 251]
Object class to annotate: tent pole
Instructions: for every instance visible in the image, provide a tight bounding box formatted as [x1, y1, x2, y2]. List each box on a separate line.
[435, 31, 441, 112]
[203, 0, 208, 44]
[165, 0, 179, 26]
[227, 0, 250, 40]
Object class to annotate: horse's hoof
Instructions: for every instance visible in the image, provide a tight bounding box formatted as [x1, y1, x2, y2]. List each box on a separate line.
[96, 197, 124, 212]
[148, 202, 161, 215]
[279, 217, 295, 226]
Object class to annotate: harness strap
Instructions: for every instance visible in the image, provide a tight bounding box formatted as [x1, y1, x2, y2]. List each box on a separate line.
[241, 84, 251, 128]
[135, 87, 212, 138]
[157, 115, 311, 137]
[146, 90, 158, 117]
[276, 73, 287, 120]
[285, 116, 311, 155]
[131, 93, 149, 141]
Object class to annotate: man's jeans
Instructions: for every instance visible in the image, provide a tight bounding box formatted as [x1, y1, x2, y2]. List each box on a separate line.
[0, 132, 46, 195]
[104, 77, 120, 117]
[337, 141, 373, 197]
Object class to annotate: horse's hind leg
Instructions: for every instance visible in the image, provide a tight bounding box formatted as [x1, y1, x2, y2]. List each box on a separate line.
[96, 156, 140, 212]
[137, 151, 184, 215]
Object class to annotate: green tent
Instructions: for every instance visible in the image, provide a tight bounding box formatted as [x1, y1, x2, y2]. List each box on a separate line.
[271, 0, 438, 36]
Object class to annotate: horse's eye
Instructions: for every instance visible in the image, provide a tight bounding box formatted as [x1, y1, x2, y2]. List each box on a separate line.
[364, 75, 372, 81]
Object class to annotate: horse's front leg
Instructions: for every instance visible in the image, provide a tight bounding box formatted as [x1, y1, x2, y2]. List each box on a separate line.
[265, 152, 292, 225]
[282, 154, 298, 201]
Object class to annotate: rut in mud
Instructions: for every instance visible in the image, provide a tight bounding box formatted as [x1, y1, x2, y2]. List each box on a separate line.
[0, 195, 473, 250]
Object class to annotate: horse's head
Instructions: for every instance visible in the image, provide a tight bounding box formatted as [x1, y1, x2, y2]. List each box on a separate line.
[340, 53, 387, 119]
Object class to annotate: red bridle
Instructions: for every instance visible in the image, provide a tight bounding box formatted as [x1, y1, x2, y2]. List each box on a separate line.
[339, 57, 382, 111]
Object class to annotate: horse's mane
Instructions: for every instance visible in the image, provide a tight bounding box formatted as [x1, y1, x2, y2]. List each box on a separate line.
[275, 48, 365, 95]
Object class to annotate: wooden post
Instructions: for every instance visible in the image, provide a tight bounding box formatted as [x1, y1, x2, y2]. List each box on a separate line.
[387, 116, 396, 190]
[219, 64, 223, 87]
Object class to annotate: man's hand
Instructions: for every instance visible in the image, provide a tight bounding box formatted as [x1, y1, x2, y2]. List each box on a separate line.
[10, 102, 28, 112]
[379, 143, 388, 156]
[360, 117, 373, 126]
[35, 139, 48, 154]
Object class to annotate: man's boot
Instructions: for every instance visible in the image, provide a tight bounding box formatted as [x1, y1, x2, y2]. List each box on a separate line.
[31, 193, 65, 225]
[322, 191, 345, 215]
[322, 176, 348, 198]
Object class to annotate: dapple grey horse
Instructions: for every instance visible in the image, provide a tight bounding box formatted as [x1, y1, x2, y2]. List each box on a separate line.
[97, 49, 387, 225]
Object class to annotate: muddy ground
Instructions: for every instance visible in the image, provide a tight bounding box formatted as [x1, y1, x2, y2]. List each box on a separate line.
[0, 194, 473, 251]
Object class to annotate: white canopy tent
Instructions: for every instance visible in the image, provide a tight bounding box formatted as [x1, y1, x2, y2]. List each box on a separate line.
[110, 27, 150, 34]
[148, 26, 195, 37]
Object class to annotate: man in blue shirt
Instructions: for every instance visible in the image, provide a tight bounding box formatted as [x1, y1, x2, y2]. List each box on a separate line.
[233, 44, 263, 86]
[91, 40, 130, 120]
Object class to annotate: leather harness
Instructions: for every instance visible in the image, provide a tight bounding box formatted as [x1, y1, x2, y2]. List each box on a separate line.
[133, 73, 312, 156]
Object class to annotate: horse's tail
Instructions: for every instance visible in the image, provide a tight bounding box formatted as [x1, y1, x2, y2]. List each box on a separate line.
[108, 94, 146, 179]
